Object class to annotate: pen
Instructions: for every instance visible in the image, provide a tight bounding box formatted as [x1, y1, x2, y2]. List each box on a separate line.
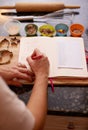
[31, 55, 43, 60]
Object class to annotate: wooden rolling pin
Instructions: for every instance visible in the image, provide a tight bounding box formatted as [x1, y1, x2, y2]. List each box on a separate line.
[0, 2, 80, 12]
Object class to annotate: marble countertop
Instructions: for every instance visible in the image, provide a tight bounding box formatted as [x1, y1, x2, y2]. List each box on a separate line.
[9, 85, 88, 116]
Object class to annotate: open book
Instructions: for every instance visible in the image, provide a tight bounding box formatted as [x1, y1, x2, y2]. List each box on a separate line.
[19, 37, 88, 78]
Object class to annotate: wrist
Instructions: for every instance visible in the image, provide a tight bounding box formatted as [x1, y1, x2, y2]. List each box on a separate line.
[35, 74, 48, 86]
[32, 74, 48, 90]
[36, 74, 48, 80]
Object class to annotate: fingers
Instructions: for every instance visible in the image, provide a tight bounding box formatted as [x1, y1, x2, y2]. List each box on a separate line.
[31, 48, 42, 58]
[17, 63, 26, 67]
[13, 68, 35, 82]
[16, 72, 34, 82]
[7, 80, 23, 87]
[13, 63, 34, 76]
[27, 49, 45, 63]
[11, 63, 35, 82]
[11, 49, 48, 83]
[30, 48, 44, 60]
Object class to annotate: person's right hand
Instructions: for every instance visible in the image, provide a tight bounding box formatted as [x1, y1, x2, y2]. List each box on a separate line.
[26, 49, 49, 79]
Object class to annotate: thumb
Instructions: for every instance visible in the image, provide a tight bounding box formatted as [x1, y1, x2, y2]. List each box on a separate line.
[7, 80, 23, 87]
[26, 56, 33, 65]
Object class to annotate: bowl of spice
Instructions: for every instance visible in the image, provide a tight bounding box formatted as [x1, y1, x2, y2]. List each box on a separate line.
[39, 24, 56, 37]
[25, 23, 38, 36]
[55, 23, 69, 36]
[70, 23, 84, 37]
[4, 19, 21, 36]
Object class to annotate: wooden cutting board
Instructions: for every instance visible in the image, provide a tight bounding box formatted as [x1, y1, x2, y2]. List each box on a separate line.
[0, 36, 20, 67]
[0, 36, 88, 86]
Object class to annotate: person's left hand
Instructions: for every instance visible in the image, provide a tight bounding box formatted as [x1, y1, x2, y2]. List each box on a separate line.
[0, 64, 35, 86]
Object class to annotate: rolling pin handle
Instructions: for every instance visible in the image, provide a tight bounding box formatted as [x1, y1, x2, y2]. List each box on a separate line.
[0, 6, 15, 9]
[64, 5, 80, 9]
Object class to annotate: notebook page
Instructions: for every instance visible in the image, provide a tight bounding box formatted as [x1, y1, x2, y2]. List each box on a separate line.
[19, 37, 59, 77]
[57, 38, 83, 68]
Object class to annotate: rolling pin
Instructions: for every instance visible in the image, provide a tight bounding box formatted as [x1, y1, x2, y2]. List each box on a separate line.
[0, 2, 80, 12]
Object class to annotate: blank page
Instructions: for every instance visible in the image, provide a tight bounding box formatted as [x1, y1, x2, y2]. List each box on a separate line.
[57, 38, 83, 69]
[19, 37, 87, 78]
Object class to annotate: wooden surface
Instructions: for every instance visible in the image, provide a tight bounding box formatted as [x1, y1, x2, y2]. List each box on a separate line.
[0, 36, 88, 85]
[44, 115, 88, 130]
[0, 36, 20, 66]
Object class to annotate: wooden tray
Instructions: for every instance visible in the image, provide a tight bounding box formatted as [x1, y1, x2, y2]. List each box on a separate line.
[0, 36, 88, 86]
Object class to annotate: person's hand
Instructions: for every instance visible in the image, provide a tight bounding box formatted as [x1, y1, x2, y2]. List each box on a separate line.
[26, 49, 49, 79]
[0, 64, 34, 86]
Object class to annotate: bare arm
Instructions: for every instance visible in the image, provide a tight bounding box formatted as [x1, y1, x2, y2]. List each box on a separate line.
[27, 49, 49, 130]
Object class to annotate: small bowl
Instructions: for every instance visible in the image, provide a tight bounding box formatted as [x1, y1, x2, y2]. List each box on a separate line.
[39, 24, 56, 37]
[70, 23, 84, 37]
[55, 23, 69, 36]
[4, 19, 21, 36]
[25, 24, 38, 36]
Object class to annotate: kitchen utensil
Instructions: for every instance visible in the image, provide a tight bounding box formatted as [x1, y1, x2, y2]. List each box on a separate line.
[9, 10, 79, 22]
[1, 10, 79, 17]
[0, 2, 80, 12]
[25, 23, 38, 36]
[70, 23, 84, 37]
[39, 24, 56, 37]
[55, 23, 69, 36]
[41, 10, 79, 18]
[0, 50, 13, 65]
[4, 19, 21, 36]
